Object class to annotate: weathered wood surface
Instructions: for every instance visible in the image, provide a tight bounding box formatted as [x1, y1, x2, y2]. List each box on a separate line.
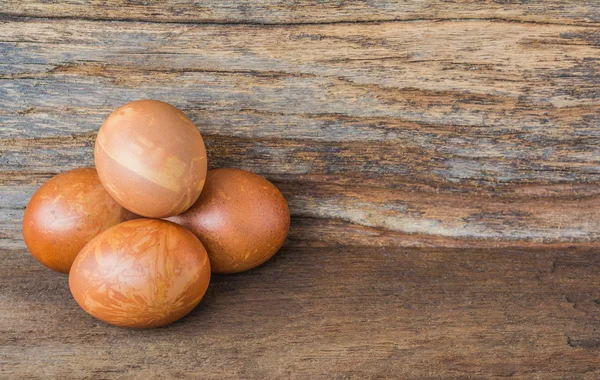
[1, 1, 600, 378]
[3, 0, 600, 25]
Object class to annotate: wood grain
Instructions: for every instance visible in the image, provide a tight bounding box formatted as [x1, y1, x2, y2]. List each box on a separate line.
[2, 246, 600, 379]
[1, 1, 600, 378]
[2, 0, 600, 25]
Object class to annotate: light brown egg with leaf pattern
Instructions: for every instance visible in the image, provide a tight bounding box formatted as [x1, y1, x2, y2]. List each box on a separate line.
[69, 219, 211, 328]
[22, 168, 136, 274]
[167, 168, 290, 274]
[94, 100, 207, 218]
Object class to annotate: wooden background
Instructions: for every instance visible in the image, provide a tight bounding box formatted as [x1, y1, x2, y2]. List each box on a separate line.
[1, 1, 600, 378]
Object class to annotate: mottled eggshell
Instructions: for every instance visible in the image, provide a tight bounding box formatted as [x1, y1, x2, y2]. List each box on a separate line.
[94, 99, 207, 218]
[69, 219, 211, 328]
[22, 168, 135, 274]
[167, 168, 290, 274]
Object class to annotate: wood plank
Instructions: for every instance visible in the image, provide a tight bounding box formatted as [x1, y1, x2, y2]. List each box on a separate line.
[4, 133, 600, 246]
[1, 18, 600, 247]
[1, 245, 599, 378]
[2, 1, 599, 25]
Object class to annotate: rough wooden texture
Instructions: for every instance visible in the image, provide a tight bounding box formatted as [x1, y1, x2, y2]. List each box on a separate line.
[2, 0, 600, 25]
[1, 1, 600, 378]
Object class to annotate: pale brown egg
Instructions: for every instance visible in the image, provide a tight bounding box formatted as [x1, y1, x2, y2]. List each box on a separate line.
[69, 219, 211, 328]
[167, 168, 290, 274]
[94, 99, 207, 218]
[22, 168, 135, 273]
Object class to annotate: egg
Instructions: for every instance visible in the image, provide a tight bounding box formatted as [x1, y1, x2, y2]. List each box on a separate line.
[167, 168, 290, 274]
[69, 219, 211, 328]
[22, 168, 135, 273]
[94, 99, 207, 218]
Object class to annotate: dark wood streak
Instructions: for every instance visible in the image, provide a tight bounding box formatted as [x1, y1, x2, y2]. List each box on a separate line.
[1, 2, 600, 378]
[1, 0, 600, 25]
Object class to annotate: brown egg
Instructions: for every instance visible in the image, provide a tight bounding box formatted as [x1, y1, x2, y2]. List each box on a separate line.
[94, 99, 207, 218]
[22, 168, 135, 274]
[167, 168, 290, 274]
[69, 219, 211, 328]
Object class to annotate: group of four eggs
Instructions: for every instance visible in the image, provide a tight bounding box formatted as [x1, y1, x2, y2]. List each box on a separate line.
[22, 100, 290, 328]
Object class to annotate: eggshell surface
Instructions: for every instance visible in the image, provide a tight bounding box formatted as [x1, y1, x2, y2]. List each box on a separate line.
[94, 99, 207, 218]
[167, 168, 290, 274]
[22, 168, 135, 273]
[69, 219, 211, 328]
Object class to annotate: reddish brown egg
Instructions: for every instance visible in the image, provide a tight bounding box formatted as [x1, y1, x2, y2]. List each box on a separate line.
[22, 168, 135, 274]
[167, 168, 290, 274]
[69, 219, 211, 328]
[94, 99, 207, 218]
